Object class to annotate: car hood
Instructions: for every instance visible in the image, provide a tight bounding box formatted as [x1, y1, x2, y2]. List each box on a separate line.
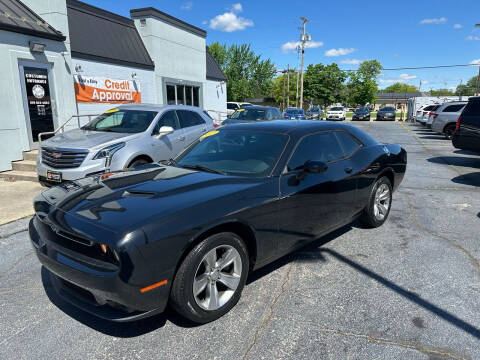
[39, 165, 269, 235]
[41, 128, 139, 150]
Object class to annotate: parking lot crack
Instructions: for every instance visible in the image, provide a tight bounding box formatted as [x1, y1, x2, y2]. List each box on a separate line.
[241, 261, 295, 360]
[403, 193, 480, 275]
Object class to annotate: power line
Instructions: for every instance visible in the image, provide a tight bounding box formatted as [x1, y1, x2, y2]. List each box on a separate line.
[341, 63, 479, 72]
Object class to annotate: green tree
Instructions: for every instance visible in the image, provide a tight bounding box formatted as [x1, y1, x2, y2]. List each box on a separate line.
[347, 60, 382, 106]
[430, 88, 455, 96]
[455, 75, 479, 96]
[208, 42, 276, 101]
[303, 63, 347, 107]
[381, 82, 419, 93]
[272, 71, 298, 108]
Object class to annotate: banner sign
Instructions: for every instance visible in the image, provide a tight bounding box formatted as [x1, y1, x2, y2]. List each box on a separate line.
[74, 75, 141, 103]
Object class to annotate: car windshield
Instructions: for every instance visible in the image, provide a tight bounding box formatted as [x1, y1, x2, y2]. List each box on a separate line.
[82, 109, 158, 133]
[381, 107, 395, 111]
[330, 107, 343, 111]
[231, 108, 267, 120]
[355, 107, 368, 113]
[310, 107, 320, 112]
[286, 108, 304, 114]
[175, 130, 288, 177]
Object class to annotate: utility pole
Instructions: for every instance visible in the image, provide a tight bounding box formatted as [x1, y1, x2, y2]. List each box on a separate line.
[299, 17, 309, 110]
[295, 46, 301, 107]
[287, 64, 290, 108]
[282, 71, 286, 111]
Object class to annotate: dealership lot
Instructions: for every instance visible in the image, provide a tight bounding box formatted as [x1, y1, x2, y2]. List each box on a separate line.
[0, 122, 479, 360]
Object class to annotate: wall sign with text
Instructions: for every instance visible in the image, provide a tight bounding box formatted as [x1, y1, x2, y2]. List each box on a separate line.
[74, 75, 141, 103]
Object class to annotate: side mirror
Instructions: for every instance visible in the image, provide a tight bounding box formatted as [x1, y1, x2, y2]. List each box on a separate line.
[304, 160, 328, 174]
[156, 126, 174, 138]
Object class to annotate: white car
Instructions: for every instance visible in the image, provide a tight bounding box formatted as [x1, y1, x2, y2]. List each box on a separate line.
[326, 106, 346, 121]
[417, 104, 439, 125]
[226, 102, 252, 117]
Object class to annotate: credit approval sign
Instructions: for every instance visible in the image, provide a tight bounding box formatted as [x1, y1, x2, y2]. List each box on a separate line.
[74, 75, 141, 103]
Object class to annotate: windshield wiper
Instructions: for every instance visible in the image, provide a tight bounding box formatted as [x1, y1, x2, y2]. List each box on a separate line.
[181, 164, 225, 175]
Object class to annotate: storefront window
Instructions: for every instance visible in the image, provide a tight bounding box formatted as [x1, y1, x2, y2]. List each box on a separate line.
[167, 85, 176, 105]
[176, 85, 185, 105]
[185, 86, 192, 106]
[193, 87, 199, 107]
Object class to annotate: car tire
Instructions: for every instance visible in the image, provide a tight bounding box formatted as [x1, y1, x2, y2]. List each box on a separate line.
[359, 176, 392, 228]
[443, 124, 456, 140]
[128, 158, 150, 168]
[170, 232, 249, 323]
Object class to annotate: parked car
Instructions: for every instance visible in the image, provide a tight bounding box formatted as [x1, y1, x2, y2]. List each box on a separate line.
[326, 106, 346, 121]
[452, 96, 480, 153]
[431, 101, 467, 139]
[352, 106, 371, 121]
[226, 102, 252, 117]
[222, 106, 282, 125]
[425, 105, 442, 128]
[30, 120, 407, 324]
[306, 106, 323, 120]
[37, 104, 214, 186]
[283, 107, 306, 120]
[376, 106, 396, 121]
[416, 104, 439, 125]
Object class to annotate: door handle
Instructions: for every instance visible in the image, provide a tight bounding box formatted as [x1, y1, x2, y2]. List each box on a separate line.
[177, 135, 185, 141]
[344, 167, 353, 174]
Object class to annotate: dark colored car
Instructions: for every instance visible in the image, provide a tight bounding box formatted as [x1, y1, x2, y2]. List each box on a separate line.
[452, 96, 480, 153]
[352, 107, 371, 121]
[376, 106, 396, 121]
[306, 106, 323, 120]
[29, 121, 407, 324]
[283, 107, 306, 120]
[222, 106, 282, 125]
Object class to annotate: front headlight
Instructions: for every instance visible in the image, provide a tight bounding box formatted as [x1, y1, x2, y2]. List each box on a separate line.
[93, 142, 126, 160]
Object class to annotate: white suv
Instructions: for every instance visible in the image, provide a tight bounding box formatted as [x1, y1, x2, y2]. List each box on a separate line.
[326, 106, 346, 121]
[431, 101, 467, 139]
[226, 102, 252, 117]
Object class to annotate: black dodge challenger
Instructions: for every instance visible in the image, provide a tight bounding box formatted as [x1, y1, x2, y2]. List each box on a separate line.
[29, 121, 407, 323]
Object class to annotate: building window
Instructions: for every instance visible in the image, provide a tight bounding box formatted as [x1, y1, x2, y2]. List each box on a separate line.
[165, 83, 200, 106]
[167, 85, 176, 105]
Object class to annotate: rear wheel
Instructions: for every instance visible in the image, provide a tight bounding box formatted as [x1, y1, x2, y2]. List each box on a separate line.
[443, 123, 456, 140]
[170, 232, 249, 323]
[359, 176, 392, 228]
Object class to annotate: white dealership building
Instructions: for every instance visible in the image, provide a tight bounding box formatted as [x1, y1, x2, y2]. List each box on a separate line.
[0, 0, 227, 172]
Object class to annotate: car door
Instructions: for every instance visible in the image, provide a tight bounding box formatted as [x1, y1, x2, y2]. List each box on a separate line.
[276, 131, 358, 253]
[177, 110, 208, 147]
[150, 110, 185, 161]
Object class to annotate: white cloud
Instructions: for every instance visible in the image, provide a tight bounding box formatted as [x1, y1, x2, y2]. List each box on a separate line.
[420, 17, 447, 24]
[209, 4, 253, 32]
[470, 59, 480, 65]
[201, 20, 208, 25]
[421, 80, 429, 85]
[380, 73, 418, 83]
[467, 35, 480, 41]
[324, 48, 355, 57]
[453, 24, 462, 29]
[231, 3, 243, 12]
[181, 1, 193, 10]
[339, 59, 362, 65]
[281, 40, 324, 52]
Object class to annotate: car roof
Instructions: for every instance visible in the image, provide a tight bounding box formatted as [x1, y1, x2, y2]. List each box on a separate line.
[112, 104, 204, 112]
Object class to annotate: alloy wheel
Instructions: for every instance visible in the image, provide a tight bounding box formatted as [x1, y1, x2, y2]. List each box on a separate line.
[373, 183, 391, 221]
[193, 245, 242, 311]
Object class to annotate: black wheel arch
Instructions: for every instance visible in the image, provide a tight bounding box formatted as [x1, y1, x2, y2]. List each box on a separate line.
[127, 155, 154, 167]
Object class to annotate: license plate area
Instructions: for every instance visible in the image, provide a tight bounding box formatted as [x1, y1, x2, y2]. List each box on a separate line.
[46, 170, 62, 183]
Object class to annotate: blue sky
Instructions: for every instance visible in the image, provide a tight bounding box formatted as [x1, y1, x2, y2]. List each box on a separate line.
[83, 0, 480, 90]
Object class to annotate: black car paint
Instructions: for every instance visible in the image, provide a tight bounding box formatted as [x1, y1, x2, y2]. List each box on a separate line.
[452, 96, 480, 153]
[352, 108, 371, 121]
[29, 121, 406, 321]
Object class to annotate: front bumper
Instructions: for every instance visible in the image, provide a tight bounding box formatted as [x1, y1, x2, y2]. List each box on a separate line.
[29, 216, 171, 322]
[37, 157, 107, 183]
[376, 114, 395, 121]
[326, 114, 344, 120]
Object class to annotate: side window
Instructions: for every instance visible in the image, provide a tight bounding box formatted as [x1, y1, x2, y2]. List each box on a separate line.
[266, 110, 273, 120]
[177, 110, 205, 128]
[152, 111, 178, 134]
[287, 132, 344, 171]
[442, 104, 465, 113]
[334, 131, 361, 157]
[461, 99, 480, 127]
[274, 109, 282, 118]
[227, 103, 238, 110]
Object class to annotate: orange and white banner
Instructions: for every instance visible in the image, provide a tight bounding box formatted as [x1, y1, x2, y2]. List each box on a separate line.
[74, 75, 141, 103]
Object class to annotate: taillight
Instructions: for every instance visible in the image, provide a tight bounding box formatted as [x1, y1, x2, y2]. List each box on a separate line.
[423, 111, 427, 115]
[456, 116, 462, 131]
[213, 123, 219, 128]
[298, 114, 305, 118]
[284, 114, 288, 118]
[429, 112, 437, 119]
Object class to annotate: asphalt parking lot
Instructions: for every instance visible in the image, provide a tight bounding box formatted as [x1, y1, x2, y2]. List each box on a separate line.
[1, 122, 479, 360]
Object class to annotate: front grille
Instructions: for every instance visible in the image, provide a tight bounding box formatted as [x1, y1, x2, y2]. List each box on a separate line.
[41, 147, 88, 169]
